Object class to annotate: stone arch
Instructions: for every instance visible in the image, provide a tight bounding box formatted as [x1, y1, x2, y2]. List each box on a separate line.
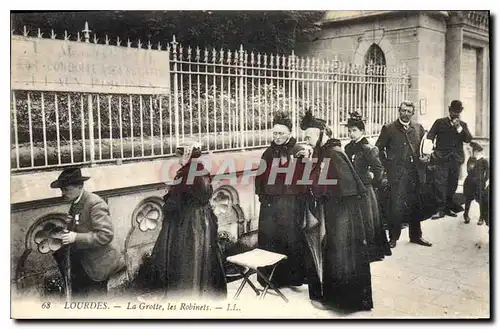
[210, 185, 245, 240]
[365, 43, 387, 66]
[15, 212, 69, 296]
[124, 196, 164, 279]
[353, 37, 397, 69]
[352, 36, 402, 131]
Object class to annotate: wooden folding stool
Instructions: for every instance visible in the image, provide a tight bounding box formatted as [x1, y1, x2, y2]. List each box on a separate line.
[226, 248, 289, 303]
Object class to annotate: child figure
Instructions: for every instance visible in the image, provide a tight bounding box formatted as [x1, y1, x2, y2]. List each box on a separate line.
[463, 141, 489, 225]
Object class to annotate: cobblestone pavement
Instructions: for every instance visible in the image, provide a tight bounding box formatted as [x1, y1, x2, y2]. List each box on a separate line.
[227, 202, 490, 319]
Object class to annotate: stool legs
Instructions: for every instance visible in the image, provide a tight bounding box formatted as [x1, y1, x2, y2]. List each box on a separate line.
[255, 267, 289, 303]
[245, 276, 261, 295]
[233, 277, 246, 299]
[233, 268, 260, 300]
[259, 265, 277, 299]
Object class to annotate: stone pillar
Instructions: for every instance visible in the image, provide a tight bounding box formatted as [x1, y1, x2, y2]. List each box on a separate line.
[414, 20, 447, 129]
[479, 45, 490, 138]
[444, 24, 463, 111]
[444, 15, 468, 185]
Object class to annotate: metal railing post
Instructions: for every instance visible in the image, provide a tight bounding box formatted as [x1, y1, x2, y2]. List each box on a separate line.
[239, 45, 245, 150]
[172, 36, 180, 146]
[290, 51, 297, 138]
[87, 94, 95, 165]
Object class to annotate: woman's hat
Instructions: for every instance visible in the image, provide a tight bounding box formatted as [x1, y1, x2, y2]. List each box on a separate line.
[272, 111, 293, 131]
[344, 111, 365, 129]
[300, 108, 327, 130]
[50, 167, 90, 188]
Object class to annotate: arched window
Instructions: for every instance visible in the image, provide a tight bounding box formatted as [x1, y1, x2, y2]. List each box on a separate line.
[364, 44, 386, 104]
[365, 43, 386, 67]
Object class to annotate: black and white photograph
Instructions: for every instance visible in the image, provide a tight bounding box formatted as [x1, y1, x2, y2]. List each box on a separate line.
[9, 9, 491, 319]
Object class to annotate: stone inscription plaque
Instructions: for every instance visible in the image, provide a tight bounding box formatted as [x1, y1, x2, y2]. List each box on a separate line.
[11, 35, 170, 94]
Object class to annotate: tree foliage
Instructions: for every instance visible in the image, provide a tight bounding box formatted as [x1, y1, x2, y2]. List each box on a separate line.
[11, 10, 325, 54]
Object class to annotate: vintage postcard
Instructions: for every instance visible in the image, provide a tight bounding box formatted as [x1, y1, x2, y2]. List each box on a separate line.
[10, 10, 490, 319]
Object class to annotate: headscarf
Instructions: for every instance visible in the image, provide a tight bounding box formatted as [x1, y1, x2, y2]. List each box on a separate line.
[176, 138, 202, 166]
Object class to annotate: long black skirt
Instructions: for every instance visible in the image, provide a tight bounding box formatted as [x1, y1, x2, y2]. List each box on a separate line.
[131, 205, 227, 300]
[257, 194, 307, 287]
[365, 185, 392, 261]
[321, 195, 373, 311]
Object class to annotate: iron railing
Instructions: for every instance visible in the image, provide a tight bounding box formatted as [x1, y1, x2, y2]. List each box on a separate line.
[10, 24, 412, 172]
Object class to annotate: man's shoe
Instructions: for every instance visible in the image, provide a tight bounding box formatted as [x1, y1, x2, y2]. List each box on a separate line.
[410, 238, 432, 247]
[445, 210, 457, 217]
[478, 218, 484, 226]
[464, 214, 471, 224]
[388, 240, 397, 248]
[432, 211, 445, 220]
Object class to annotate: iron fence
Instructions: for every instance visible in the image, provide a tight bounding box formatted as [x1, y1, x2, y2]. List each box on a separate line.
[10, 24, 411, 172]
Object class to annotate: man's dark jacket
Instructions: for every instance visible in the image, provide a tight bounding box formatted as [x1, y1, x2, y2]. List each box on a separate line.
[375, 119, 427, 185]
[427, 117, 473, 164]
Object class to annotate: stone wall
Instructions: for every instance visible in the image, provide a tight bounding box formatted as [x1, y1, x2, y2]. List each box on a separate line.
[10, 149, 263, 299]
[297, 12, 456, 130]
[297, 12, 421, 107]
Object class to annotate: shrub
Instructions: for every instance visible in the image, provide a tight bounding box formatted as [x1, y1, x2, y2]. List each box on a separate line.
[11, 83, 388, 169]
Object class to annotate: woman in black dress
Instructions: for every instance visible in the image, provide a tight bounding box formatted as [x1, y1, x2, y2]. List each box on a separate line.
[299, 110, 374, 312]
[255, 111, 308, 288]
[344, 112, 391, 262]
[135, 138, 227, 300]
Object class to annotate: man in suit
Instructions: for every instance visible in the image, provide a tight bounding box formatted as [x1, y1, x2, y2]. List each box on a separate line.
[375, 101, 432, 248]
[427, 100, 473, 219]
[51, 167, 124, 299]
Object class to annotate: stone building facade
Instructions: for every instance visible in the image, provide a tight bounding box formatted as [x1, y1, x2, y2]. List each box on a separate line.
[297, 10, 490, 137]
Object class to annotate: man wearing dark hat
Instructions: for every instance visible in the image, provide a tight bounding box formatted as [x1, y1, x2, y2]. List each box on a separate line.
[427, 100, 473, 219]
[375, 101, 432, 248]
[51, 167, 124, 299]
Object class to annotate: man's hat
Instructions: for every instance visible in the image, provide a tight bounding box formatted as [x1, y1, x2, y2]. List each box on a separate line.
[469, 141, 484, 152]
[50, 167, 90, 188]
[449, 100, 464, 113]
[300, 109, 327, 130]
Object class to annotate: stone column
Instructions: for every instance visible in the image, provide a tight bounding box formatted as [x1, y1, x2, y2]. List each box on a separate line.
[479, 45, 490, 138]
[444, 23, 463, 111]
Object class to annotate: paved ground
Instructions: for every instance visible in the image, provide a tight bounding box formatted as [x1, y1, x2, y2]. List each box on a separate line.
[227, 201, 490, 319]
